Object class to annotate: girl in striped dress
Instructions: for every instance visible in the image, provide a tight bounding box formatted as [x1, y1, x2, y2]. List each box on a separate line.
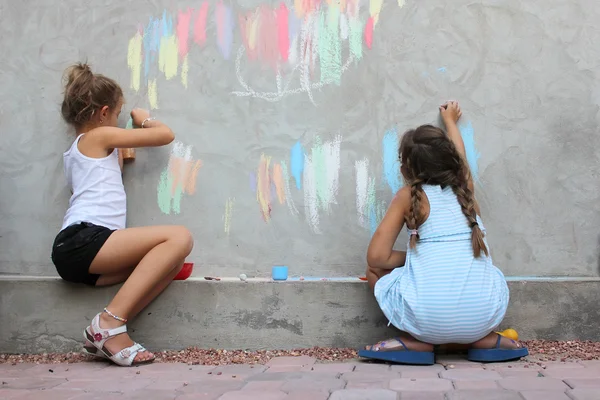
[359, 101, 528, 365]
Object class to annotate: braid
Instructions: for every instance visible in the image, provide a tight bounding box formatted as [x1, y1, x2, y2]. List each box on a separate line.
[452, 164, 489, 257]
[408, 180, 423, 249]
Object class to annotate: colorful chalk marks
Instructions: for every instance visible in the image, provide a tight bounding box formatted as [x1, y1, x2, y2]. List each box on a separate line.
[126, 0, 408, 105]
[157, 141, 202, 215]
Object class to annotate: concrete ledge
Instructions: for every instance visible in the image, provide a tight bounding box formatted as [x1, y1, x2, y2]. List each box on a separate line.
[1, 278, 599, 353]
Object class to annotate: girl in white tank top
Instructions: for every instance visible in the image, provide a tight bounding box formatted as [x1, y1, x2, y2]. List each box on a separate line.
[52, 63, 194, 367]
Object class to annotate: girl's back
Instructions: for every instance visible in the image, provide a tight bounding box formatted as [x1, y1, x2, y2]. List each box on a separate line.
[377, 185, 508, 344]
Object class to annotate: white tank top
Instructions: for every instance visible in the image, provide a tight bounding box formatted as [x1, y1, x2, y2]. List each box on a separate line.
[61, 134, 127, 231]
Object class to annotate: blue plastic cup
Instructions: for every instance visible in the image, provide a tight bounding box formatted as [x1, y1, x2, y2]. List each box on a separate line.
[272, 266, 288, 281]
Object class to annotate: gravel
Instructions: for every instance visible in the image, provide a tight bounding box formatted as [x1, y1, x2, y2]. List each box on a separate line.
[1, 340, 598, 366]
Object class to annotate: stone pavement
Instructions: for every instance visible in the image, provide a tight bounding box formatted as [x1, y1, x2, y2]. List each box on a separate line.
[1, 356, 600, 399]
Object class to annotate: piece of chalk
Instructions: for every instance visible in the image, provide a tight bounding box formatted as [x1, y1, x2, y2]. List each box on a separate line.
[239, 273, 247, 281]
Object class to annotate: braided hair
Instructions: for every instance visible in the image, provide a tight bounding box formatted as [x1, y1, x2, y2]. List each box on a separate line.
[399, 125, 488, 257]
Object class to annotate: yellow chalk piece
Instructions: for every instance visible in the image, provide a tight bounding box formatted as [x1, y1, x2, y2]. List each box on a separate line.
[127, 32, 143, 91]
[148, 79, 158, 110]
[224, 197, 234, 234]
[181, 55, 189, 89]
[369, 0, 383, 24]
[158, 35, 179, 80]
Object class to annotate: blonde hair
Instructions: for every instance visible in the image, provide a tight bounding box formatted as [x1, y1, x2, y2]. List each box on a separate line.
[61, 63, 123, 128]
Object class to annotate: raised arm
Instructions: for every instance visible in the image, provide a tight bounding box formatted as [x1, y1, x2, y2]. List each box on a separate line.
[440, 101, 465, 158]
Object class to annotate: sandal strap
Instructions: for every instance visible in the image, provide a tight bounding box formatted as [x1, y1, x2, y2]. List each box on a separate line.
[113, 343, 146, 366]
[88, 313, 127, 347]
[495, 333, 503, 349]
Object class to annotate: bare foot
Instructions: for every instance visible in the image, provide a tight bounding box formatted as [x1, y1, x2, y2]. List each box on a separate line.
[365, 335, 434, 352]
[471, 332, 525, 350]
[90, 312, 154, 363]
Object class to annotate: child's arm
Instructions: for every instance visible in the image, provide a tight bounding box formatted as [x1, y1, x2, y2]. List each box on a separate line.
[85, 109, 174, 150]
[367, 186, 410, 269]
[440, 101, 465, 157]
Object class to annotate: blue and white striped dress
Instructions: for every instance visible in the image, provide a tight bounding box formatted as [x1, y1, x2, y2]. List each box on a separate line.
[374, 184, 509, 345]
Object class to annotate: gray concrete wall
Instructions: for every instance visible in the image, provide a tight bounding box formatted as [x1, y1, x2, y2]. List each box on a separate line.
[1, 278, 599, 354]
[1, 0, 600, 279]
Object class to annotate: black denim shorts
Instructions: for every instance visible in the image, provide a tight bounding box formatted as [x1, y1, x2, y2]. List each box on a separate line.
[51, 222, 115, 286]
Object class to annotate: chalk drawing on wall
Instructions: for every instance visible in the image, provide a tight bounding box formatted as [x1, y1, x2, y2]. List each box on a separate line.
[157, 141, 203, 215]
[382, 128, 403, 194]
[232, 0, 394, 104]
[250, 135, 341, 233]
[458, 120, 481, 183]
[355, 158, 387, 235]
[223, 197, 234, 235]
[252, 155, 299, 222]
[126, 1, 408, 106]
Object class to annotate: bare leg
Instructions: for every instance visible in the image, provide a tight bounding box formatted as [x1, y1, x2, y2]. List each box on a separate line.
[86, 225, 193, 364]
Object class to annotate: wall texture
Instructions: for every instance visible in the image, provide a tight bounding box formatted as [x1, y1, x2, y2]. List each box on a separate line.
[1, 0, 599, 279]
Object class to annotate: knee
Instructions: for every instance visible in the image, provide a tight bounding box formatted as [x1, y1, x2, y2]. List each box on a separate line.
[170, 226, 194, 256]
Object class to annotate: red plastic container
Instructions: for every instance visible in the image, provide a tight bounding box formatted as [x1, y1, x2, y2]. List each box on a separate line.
[174, 262, 194, 281]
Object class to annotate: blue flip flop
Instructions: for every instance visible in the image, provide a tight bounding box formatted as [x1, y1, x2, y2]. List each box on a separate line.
[358, 337, 435, 365]
[468, 333, 529, 362]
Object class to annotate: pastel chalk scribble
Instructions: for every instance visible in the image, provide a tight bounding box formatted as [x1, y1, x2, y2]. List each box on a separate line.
[302, 135, 342, 234]
[223, 197, 234, 235]
[355, 158, 387, 235]
[252, 155, 298, 221]
[458, 120, 481, 183]
[290, 141, 304, 190]
[382, 129, 402, 194]
[157, 141, 202, 215]
[127, 1, 408, 104]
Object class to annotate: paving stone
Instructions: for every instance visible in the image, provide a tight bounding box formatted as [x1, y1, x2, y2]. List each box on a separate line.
[566, 389, 600, 400]
[211, 365, 267, 375]
[1, 389, 85, 400]
[24, 363, 111, 379]
[144, 380, 189, 391]
[492, 369, 543, 378]
[1, 377, 65, 390]
[242, 381, 285, 391]
[564, 379, 600, 389]
[436, 356, 482, 369]
[329, 388, 398, 400]
[342, 371, 400, 389]
[578, 361, 600, 368]
[354, 363, 392, 373]
[71, 393, 125, 400]
[440, 369, 502, 381]
[284, 391, 330, 400]
[56, 378, 154, 393]
[246, 372, 337, 382]
[498, 377, 568, 391]
[399, 394, 446, 400]
[121, 389, 178, 399]
[446, 390, 523, 400]
[452, 380, 499, 390]
[179, 379, 245, 395]
[542, 368, 600, 379]
[388, 378, 453, 392]
[174, 392, 227, 400]
[302, 363, 356, 373]
[266, 366, 305, 372]
[390, 365, 443, 379]
[519, 390, 571, 400]
[266, 356, 315, 367]
[217, 390, 287, 400]
[543, 362, 585, 370]
[280, 377, 346, 392]
[0, 389, 29, 399]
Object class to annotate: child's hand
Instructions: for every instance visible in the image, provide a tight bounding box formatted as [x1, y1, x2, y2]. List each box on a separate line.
[440, 101, 462, 125]
[131, 108, 151, 128]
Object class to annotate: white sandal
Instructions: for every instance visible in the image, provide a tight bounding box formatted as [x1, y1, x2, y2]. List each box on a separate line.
[83, 309, 155, 367]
